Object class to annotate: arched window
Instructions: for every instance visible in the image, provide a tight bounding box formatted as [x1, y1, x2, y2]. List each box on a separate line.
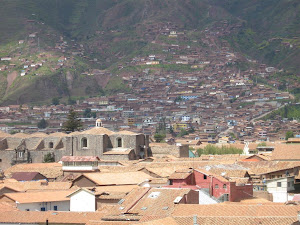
[215, 184, 219, 189]
[49, 142, 54, 148]
[82, 138, 88, 148]
[223, 184, 227, 189]
[117, 138, 122, 148]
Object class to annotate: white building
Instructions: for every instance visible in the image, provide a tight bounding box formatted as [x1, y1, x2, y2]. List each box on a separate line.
[0, 190, 72, 211]
[67, 188, 96, 212]
[265, 176, 295, 202]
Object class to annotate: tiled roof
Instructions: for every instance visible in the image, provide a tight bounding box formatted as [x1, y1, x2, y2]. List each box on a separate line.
[172, 204, 300, 217]
[81, 127, 115, 135]
[3, 190, 73, 203]
[168, 172, 192, 180]
[137, 216, 178, 225]
[61, 156, 100, 162]
[11, 172, 45, 181]
[80, 172, 153, 186]
[5, 163, 63, 179]
[195, 169, 229, 183]
[174, 216, 297, 225]
[271, 144, 300, 160]
[0, 180, 73, 192]
[0, 211, 107, 224]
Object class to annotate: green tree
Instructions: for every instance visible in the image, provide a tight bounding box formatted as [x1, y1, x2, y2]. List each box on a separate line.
[154, 133, 166, 143]
[52, 97, 60, 105]
[285, 131, 294, 140]
[178, 128, 189, 137]
[83, 108, 92, 118]
[37, 118, 48, 129]
[63, 109, 83, 132]
[43, 153, 55, 163]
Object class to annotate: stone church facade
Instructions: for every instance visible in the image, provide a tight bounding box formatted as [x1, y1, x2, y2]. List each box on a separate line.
[0, 120, 151, 170]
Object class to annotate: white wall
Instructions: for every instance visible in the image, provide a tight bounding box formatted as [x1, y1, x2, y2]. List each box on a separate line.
[18, 201, 70, 211]
[70, 190, 95, 212]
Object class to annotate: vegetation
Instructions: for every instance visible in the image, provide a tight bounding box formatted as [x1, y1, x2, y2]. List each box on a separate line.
[285, 131, 294, 140]
[37, 118, 48, 129]
[62, 109, 83, 132]
[43, 153, 55, 163]
[197, 144, 243, 156]
[262, 105, 300, 121]
[154, 133, 166, 143]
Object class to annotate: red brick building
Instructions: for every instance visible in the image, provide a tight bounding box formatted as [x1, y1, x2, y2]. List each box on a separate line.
[167, 169, 253, 202]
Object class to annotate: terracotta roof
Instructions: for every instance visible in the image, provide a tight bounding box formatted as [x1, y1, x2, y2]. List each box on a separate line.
[5, 163, 63, 179]
[3, 190, 73, 203]
[172, 204, 300, 217]
[174, 216, 297, 225]
[127, 188, 192, 216]
[48, 132, 68, 137]
[92, 185, 139, 194]
[30, 132, 48, 137]
[0, 202, 18, 212]
[61, 156, 100, 162]
[137, 216, 178, 225]
[0, 180, 73, 192]
[271, 144, 300, 160]
[168, 172, 192, 180]
[195, 169, 229, 183]
[11, 172, 46, 181]
[81, 127, 115, 135]
[0, 211, 107, 224]
[79, 172, 153, 186]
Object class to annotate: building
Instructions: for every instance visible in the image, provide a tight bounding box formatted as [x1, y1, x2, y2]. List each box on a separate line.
[0, 120, 151, 170]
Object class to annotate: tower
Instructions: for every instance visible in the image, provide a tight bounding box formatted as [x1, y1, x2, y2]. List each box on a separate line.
[96, 119, 102, 128]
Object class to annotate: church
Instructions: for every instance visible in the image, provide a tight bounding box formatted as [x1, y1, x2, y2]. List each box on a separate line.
[0, 119, 151, 170]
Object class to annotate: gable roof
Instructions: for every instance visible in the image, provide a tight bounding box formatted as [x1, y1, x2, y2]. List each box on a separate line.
[11, 172, 46, 181]
[61, 156, 100, 162]
[75, 172, 153, 186]
[195, 169, 229, 183]
[2, 190, 73, 204]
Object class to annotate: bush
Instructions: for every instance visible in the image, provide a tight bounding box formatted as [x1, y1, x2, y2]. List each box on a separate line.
[197, 144, 243, 156]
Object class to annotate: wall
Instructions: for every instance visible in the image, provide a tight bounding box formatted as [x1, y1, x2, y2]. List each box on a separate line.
[17, 201, 70, 211]
[230, 183, 253, 202]
[70, 190, 95, 212]
[253, 191, 273, 201]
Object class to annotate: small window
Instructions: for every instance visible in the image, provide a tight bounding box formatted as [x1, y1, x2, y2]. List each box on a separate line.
[26, 209, 30, 211]
[288, 182, 290, 187]
[223, 184, 227, 189]
[18, 151, 23, 158]
[49, 142, 54, 148]
[215, 184, 219, 189]
[82, 138, 88, 148]
[277, 182, 281, 187]
[0, 159, 2, 162]
[117, 138, 122, 147]
[204, 175, 207, 180]
[41, 207, 46, 211]
[54, 206, 58, 211]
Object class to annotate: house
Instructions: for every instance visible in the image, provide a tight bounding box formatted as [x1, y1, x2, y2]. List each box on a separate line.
[0, 190, 73, 211]
[262, 176, 295, 202]
[167, 169, 253, 202]
[67, 188, 96, 212]
[11, 172, 47, 181]
[72, 171, 154, 187]
[61, 156, 100, 174]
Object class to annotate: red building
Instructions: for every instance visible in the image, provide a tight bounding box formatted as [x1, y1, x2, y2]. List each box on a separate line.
[167, 169, 253, 202]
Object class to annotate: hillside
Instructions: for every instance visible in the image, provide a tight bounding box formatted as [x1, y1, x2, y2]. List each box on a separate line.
[0, 0, 299, 105]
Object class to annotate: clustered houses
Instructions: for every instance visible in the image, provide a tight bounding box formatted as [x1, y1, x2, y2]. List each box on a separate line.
[0, 146, 300, 224]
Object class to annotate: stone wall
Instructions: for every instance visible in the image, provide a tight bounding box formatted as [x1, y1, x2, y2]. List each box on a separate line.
[151, 144, 189, 158]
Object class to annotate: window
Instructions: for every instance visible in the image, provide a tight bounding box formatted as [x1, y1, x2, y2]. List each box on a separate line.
[41, 207, 46, 211]
[54, 206, 58, 211]
[215, 184, 219, 189]
[223, 184, 227, 189]
[26, 209, 30, 211]
[203, 175, 207, 180]
[277, 182, 281, 187]
[117, 138, 122, 147]
[82, 138, 88, 148]
[49, 142, 54, 148]
[0, 159, 2, 162]
[18, 151, 23, 158]
[288, 182, 290, 187]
